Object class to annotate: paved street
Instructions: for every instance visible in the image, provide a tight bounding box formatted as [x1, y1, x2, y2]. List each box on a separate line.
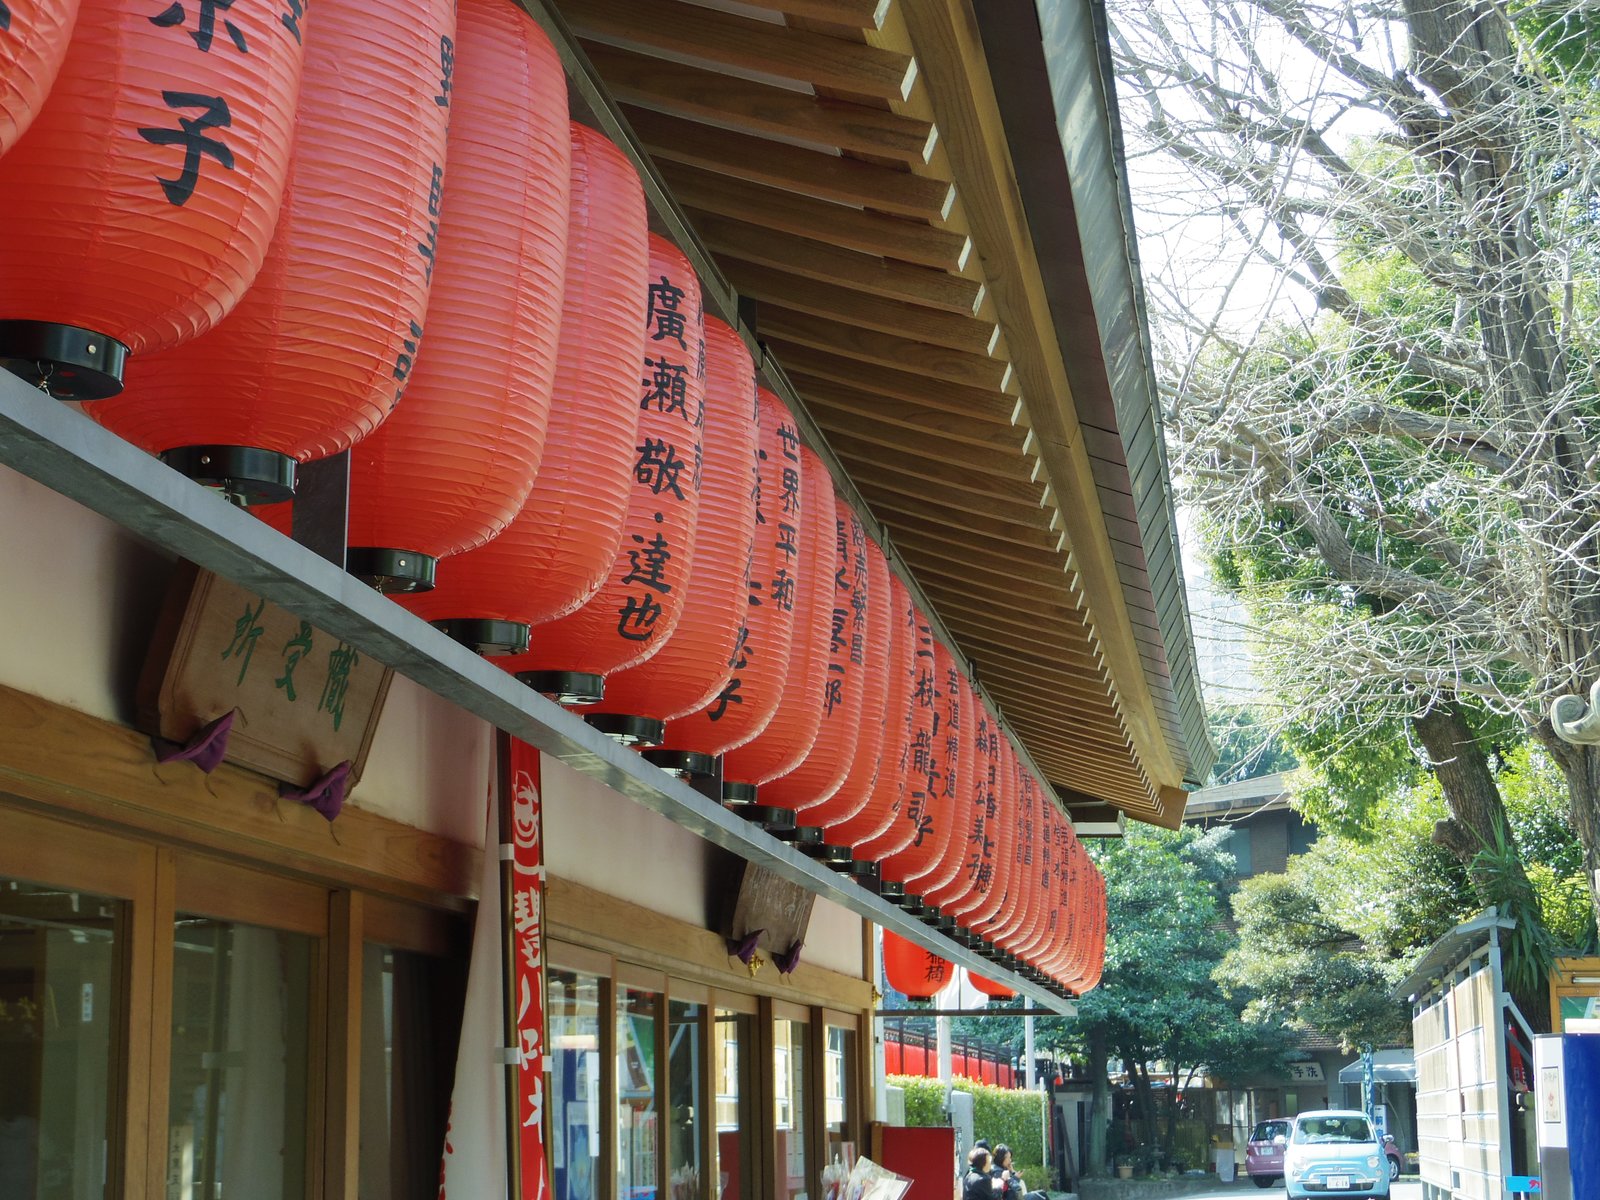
[1168, 1182, 1423, 1200]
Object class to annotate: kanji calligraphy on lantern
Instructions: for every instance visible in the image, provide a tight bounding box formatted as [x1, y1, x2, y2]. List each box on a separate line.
[138, 561, 393, 789]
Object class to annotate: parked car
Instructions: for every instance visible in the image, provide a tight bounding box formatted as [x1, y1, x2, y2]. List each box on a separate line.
[1245, 1119, 1289, 1188]
[1381, 1134, 1405, 1181]
[1283, 1110, 1391, 1199]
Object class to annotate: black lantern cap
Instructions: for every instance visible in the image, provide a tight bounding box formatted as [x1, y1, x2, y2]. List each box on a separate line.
[584, 712, 665, 748]
[517, 670, 604, 706]
[640, 747, 718, 780]
[161, 445, 297, 506]
[348, 547, 437, 594]
[805, 841, 855, 867]
[432, 618, 529, 657]
[0, 320, 128, 401]
[722, 780, 759, 806]
[776, 824, 824, 848]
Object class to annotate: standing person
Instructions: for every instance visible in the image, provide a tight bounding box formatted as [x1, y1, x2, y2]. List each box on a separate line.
[962, 1149, 996, 1200]
[990, 1145, 1048, 1200]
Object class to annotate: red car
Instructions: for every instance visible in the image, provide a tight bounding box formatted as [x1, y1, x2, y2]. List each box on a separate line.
[1245, 1119, 1289, 1188]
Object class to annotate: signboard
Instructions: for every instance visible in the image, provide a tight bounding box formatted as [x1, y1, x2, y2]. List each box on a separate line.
[508, 738, 550, 1200]
[724, 860, 815, 965]
[138, 562, 391, 788]
[1286, 1062, 1325, 1082]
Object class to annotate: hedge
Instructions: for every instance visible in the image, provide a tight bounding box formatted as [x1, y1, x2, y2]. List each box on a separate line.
[889, 1075, 1050, 1187]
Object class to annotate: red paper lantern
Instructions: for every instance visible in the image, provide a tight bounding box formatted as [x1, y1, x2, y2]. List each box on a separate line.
[0, 0, 78, 156]
[940, 697, 1000, 923]
[649, 389, 802, 763]
[883, 929, 951, 1001]
[903, 642, 965, 899]
[91, 0, 455, 503]
[875, 627, 953, 899]
[508, 233, 706, 707]
[968, 969, 1014, 1001]
[720, 446, 832, 812]
[400, 120, 648, 643]
[962, 704, 1013, 931]
[343, 8, 574, 592]
[766, 494, 869, 828]
[0, 0, 306, 399]
[816, 545, 892, 855]
[833, 574, 917, 861]
[921, 673, 983, 915]
[986, 740, 1027, 943]
[1000, 769, 1045, 955]
[585, 315, 758, 746]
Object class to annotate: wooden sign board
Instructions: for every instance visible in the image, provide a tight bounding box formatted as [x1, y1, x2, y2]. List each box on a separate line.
[723, 860, 815, 955]
[138, 561, 392, 788]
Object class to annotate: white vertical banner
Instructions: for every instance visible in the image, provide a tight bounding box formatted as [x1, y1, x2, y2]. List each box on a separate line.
[439, 787, 509, 1198]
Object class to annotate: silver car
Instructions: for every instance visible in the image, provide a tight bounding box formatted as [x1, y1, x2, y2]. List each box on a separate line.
[1283, 1110, 1391, 1198]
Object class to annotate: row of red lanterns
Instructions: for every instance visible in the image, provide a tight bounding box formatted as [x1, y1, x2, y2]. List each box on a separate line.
[0, 0, 1103, 994]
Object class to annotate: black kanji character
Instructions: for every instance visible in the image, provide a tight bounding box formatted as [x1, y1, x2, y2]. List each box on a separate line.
[436, 35, 454, 108]
[138, 91, 234, 207]
[634, 438, 686, 500]
[770, 568, 795, 612]
[779, 467, 800, 515]
[621, 531, 673, 594]
[616, 593, 664, 642]
[151, 0, 247, 54]
[280, 0, 304, 44]
[823, 675, 843, 716]
[646, 275, 687, 347]
[777, 422, 800, 462]
[641, 358, 689, 418]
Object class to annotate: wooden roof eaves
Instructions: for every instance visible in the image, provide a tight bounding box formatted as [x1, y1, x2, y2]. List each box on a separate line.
[891, 0, 1172, 818]
[971, 0, 1213, 787]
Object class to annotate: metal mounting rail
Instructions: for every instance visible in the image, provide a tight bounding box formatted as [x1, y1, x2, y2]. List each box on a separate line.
[0, 371, 1076, 1015]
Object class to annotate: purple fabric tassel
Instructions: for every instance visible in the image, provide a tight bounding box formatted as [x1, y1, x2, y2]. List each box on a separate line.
[152, 710, 236, 774]
[279, 760, 351, 822]
[729, 929, 764, 965]
[775, 943, 803, 975]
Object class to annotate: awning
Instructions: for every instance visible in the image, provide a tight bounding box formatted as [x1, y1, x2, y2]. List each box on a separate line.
[1338, 1050, 1417, 1085]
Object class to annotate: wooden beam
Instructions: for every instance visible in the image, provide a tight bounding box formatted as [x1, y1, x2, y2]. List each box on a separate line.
[805, 380, 1025, 450]
[811, 404, 1022, 478]
[564, 0, 916, 100]
[725, 258, 998, 355]
[772, 341, 1017, 415]
[837, 454, 1047, 519]
[624, 106, 953, 219]
[789, 368, 1011, 428]
[734, 0, 891, 31]
[758, 306, 1006, 390]
[855, 488, 1057, 551]
[581, 42, 935, 164]
[689, 212, 982, 314]
[888, 524, 1071, 584]
[661, 161, 966, 272]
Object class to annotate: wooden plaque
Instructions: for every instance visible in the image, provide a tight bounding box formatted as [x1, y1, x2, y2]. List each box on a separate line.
[137, 561, 392, 788]
[723, 860, 815, 955]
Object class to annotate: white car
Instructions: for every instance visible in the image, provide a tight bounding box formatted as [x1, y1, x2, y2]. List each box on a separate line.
[1282, 1109, 1391, 1199]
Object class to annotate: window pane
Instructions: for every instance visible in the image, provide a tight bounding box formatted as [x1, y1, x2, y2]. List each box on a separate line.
[619, 989, 659, 1199]
[667, 999, 702, 1199]
[774, 1018, 810, 1200]
[824, 1024, 858, 1184]
[167, 917, 313, 1200]
[712, 1009, 755, 1200]
[0, 878, 120, 1199]
[359, 944, 466, 1200]
[550, 969, 602, 1200]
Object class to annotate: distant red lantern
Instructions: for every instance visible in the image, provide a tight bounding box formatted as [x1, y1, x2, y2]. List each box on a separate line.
[91, 0, 456, 504]
[835, 576, 917, 862]
[817, 545, 893, 858]
[0, 0, 306, 399]
[586, 315, 759, 746]
[720, 447, 832, 817]
[507, 233, 706, 707]
[766, 494, 870, 830]
[1, 0, 78, 156]
[968, 970, 1014, 1000]
[344, 7, 574, 592]
[647, 390, 803, 770]
[400, 120, 648, 644]
[883, 929, 952, 1001]
[874, 628, 953, 901]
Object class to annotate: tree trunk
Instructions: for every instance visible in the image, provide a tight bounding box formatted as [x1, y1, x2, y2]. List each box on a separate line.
[1128, 1057, 1158, 1150]
[1163, 1063, 1184, 1166]
[1085, 1025, 1110, 1177]
[1411, 701, 1524, 896]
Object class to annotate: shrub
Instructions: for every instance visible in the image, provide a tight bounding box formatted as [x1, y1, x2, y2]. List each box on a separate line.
[888, 1075, 1050, 1187]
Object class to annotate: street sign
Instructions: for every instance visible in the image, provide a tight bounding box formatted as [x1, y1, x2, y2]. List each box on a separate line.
[1506, 1177, 1542, 1194]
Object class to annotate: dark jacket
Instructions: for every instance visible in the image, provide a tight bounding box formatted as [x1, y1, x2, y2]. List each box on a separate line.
[961, 1168, 996, 1200]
